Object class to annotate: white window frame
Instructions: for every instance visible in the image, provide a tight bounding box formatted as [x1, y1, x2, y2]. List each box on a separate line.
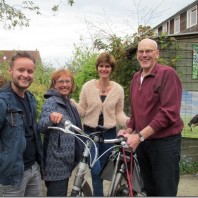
[168, 20, 171, 35]
[162, 23, 167, 33]
[174, 16, 180, 34]
[187, 5, 197, 28]
[153, 28, 158, 36]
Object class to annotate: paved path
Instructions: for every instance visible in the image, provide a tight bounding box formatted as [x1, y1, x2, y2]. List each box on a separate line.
[42, 170, 198, 196]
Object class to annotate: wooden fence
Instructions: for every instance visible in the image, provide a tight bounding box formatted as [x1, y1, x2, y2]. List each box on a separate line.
[181, 137, 198, 162]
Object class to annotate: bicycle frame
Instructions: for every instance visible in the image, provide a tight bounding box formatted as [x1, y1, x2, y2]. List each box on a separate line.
[70, 127, 120, 196]
[70, 138, 93, 196]
[102, 147, 145, 196]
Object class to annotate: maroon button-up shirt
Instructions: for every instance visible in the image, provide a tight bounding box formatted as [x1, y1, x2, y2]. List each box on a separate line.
[128, 63, 184, 139]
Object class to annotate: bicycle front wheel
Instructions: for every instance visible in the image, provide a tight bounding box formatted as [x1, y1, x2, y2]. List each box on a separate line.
[70, 181, 92, 197]
[111, 172, 140, 197]
[81, 181, 92, 196]
[110, 172, 128, 196]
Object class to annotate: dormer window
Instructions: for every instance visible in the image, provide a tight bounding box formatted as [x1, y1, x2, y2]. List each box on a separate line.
[187, 5, 197, 28]
[162, 23, 167, 33]
[153, 28, 158, 36]
[174, 16, 180, 34]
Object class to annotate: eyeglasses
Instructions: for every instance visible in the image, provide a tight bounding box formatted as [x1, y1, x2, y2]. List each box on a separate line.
[56, 80, 71, 85]
[137, 49, 156, 55]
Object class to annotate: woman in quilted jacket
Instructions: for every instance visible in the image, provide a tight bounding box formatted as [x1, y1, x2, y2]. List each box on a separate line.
[38, 69, 83, 196]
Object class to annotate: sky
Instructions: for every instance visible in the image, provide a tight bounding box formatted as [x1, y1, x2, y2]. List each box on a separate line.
[1, 0, 196, 68]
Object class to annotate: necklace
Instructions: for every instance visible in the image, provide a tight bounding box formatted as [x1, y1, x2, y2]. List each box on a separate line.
[98, 80, 110, 94]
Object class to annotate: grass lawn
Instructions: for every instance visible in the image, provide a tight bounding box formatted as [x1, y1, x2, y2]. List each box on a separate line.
[181, 116, 198, 138]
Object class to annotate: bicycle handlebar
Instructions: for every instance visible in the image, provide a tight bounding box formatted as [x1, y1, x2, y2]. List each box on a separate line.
[49, 120, 128, 147]
[48, 120, 130, 170]
[64, 120, 87, 136]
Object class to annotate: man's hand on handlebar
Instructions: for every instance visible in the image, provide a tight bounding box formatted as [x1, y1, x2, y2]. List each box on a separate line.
[123, 133, 141, 151]
[118, 128, 140, 151]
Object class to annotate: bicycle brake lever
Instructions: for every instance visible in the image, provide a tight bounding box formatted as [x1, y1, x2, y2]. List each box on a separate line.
[116, 135, 128, 148]
[63, 119, 71, 127]
[117, 135, 127, 142]
[121, 141, 128, 148]
[64, 120, 87, 136]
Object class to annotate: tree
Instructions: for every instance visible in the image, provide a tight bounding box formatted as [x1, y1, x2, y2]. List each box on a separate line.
[67, 43, 98, 100]
[69, 24, 180, 114]
[0, 0, 74, 29]
[0, 74, 7, 87]
[127, 0, 169, 30]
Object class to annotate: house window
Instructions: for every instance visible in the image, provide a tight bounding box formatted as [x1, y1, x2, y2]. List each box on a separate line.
[162, 23, 167, 33]
[192, 44, 198, 79]
[187, 6, 197, 28]
[168, 20, 170, 35]
[174, 16, 180, 34]
[153, 29, 158, 36]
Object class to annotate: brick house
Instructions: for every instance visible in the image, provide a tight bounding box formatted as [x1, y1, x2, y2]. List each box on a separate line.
[0, 50, 42, 65]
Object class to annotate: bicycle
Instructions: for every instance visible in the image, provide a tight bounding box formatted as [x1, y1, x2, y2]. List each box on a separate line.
[48, 120, 146, 196]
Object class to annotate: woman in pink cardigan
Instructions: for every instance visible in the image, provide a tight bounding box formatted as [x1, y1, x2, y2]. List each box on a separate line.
[71, 52, 129, 196]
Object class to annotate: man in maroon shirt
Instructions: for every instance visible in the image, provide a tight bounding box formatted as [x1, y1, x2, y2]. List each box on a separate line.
[119, 38, 184, 196]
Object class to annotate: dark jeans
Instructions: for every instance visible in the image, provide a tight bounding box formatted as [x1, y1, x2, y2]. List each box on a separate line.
[136, 134, 181, 196]
[84, 125, 116, 196]
[45, 179, 68, 196]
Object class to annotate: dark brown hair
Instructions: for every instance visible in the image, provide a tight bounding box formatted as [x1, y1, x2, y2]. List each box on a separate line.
[95, 52, 116, 72]
[10, 51, 36, 68]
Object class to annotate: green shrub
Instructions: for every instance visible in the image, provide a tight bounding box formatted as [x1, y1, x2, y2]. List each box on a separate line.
[180, 155, 198, 175]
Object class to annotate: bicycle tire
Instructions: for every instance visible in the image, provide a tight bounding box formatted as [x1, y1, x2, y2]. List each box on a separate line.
[111, 172, 139, 197]
[81, 181, 92, 196]
[110, 172, 128, 196]
[70, 180, 92, 196]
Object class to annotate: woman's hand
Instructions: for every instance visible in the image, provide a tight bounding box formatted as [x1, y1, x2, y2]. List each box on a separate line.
[117, 127, 132, 136]
[50, 112, 63, 124]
